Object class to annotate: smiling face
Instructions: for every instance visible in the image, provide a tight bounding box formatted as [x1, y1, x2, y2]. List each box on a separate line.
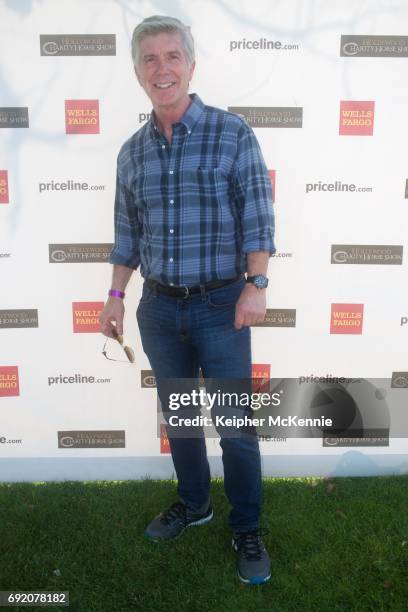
[135, 31, 195, 117]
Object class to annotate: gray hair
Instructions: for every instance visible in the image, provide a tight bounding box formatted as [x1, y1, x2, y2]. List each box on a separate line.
[131, 15, 195, 68]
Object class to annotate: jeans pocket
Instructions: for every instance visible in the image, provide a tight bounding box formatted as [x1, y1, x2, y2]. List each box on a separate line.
[139, 284, 156, 305]
[206, 279, 244, 308]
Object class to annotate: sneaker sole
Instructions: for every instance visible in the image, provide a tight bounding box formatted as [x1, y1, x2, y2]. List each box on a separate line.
[145, 509, 213, 542]
[187, 509, 214, 527]
[237, 570, 271, 585]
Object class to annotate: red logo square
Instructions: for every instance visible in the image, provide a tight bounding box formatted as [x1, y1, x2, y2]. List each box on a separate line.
[72, 302, 104, 333]
[0, 170, 9, 204]
[65, 100, 100, 134]
[330, 304, 364, 334]
[0, 366, 20, 397]
[339, 101, 374, 136]
[252, 363, 271, 392]
[160, 424, 171, 454]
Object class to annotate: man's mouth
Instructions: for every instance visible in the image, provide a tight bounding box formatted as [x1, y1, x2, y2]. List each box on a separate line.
[154, 82, 176, 89]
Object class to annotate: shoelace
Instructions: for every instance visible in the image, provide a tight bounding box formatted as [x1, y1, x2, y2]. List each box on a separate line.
[234, 528, 269, 561]
[160, 502, 187, 526]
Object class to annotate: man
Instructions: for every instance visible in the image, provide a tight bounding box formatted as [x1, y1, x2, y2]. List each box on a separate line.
[100, 15, 275, 585]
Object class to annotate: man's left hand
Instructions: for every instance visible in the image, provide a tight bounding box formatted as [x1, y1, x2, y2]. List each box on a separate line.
[234, 284, 267, 329]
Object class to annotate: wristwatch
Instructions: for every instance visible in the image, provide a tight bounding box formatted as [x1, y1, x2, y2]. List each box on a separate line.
[246, 274, 269, 289]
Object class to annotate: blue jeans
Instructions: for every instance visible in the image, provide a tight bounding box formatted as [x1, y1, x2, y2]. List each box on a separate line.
[136, 277, 262, 532]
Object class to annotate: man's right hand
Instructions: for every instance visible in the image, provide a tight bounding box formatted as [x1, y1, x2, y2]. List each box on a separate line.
[99, 297, 125, 338]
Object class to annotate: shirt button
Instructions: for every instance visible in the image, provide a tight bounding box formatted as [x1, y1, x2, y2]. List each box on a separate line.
[161, 144, 166, 149]
[169, 229, 174, 234]
[187, 130, 191, 134]
[169, 258, 174, 263]
[169, 199, 174, 204]
[169, 170, 174, 175]
[170, 283, 174, 286]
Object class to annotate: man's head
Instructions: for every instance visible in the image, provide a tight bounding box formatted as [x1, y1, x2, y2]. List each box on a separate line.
[131, 15, 196, 114]
[132, 15, 195, 68]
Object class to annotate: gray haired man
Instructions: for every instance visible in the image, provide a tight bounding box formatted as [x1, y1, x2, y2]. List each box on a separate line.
[100, 15, 275, 585]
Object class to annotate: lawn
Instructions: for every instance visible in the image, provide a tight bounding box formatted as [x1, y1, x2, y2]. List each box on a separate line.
[0, 476, 407, 611]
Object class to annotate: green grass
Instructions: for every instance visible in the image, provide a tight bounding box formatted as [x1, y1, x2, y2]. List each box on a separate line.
[0, 476, 407, 612]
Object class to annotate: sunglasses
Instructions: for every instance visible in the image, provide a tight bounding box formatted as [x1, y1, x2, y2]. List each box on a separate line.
[102, 328, 135, 363]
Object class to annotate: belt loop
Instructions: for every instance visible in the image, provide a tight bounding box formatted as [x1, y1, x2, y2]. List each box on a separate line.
[149, 279, 158, 297]
[200, 284, 206, 301]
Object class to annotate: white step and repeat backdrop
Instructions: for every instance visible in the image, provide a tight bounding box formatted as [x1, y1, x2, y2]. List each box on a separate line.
[1, 0, 407, 481]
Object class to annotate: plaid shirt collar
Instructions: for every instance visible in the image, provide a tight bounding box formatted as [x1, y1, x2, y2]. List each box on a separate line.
[149, 93, 205, 139]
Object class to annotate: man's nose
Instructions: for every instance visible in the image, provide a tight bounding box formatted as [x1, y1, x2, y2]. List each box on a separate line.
[155, 57, 170, 73]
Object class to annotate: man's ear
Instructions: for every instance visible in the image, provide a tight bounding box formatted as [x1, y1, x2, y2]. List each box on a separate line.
[134, 65, 142, 85]
[189, 60, 196, 82]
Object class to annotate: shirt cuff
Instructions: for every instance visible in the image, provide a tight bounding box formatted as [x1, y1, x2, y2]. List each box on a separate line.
[108, 250, 140, 269]
[242, 240, 276, 256]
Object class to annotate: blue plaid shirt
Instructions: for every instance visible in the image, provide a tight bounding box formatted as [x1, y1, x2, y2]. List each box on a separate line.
[109, 94, 275, 286]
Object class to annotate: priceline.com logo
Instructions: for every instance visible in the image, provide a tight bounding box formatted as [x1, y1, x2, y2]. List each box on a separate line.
[305, 181, 372, 193]
[39, 180, 105, 193]
[48, 374, 110, 386]
[229, 38, 300, 51]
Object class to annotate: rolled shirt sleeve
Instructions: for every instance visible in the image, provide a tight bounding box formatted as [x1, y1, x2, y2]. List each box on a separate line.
[109, 162, 141, 269]
[232, 122, 276, 255]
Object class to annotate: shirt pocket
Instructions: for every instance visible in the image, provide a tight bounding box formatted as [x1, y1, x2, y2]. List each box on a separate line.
[182, 166, 228, 205]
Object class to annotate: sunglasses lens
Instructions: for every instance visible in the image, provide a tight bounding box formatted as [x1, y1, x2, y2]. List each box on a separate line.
[102, 338, 134, 363]
[124, 346, 135, 363]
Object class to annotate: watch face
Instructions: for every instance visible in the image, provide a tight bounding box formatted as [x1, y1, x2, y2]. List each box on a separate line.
[253, 275, 268, 289]
[246, 275, 269, 288]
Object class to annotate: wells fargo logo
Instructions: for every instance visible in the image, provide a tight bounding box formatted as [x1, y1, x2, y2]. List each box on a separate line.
[339, 101, 374, 136]
[252, 363, 270, 392]
[330, 304, 364, 335]
[0, 366, 20, 397]
[268, 170, 276, 203]
[252, 363, 270, 380]
[160, 424, 171, 454]
[72, 301, 103, 333]
[0, 171, 9, 204]
[65, 100, 99, 134]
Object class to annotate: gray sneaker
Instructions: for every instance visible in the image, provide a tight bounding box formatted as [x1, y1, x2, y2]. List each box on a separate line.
[145, 501, 213, 542]
[232, 528, 271, 585]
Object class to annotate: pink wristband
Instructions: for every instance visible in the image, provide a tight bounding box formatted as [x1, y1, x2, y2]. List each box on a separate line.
[109, 289, 125, 299]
